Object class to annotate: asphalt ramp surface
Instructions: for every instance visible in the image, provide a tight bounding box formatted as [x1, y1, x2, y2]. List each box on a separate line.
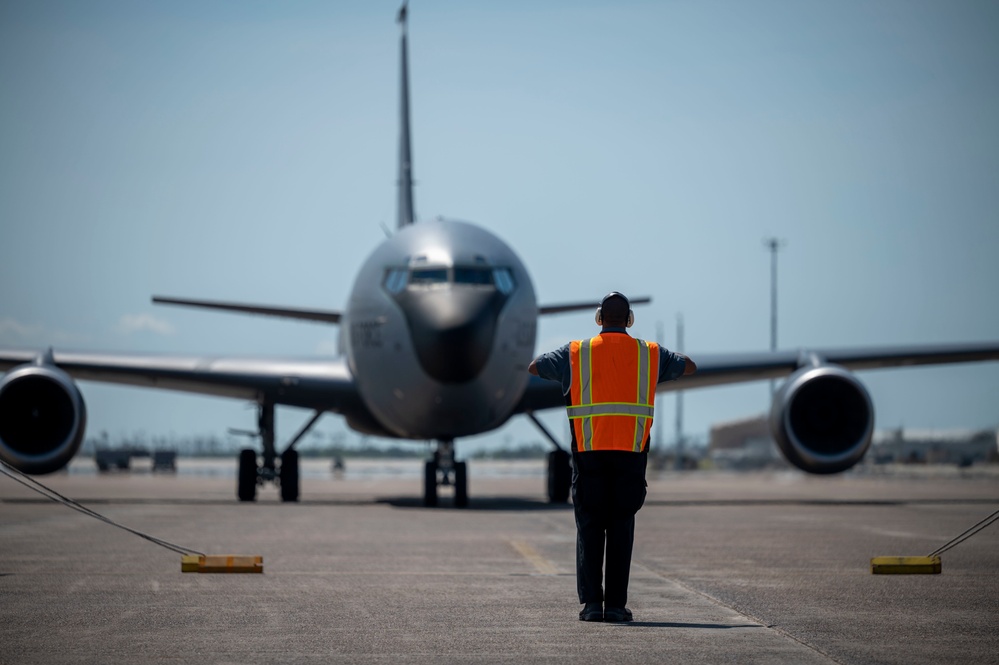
[1, 461, 997, 664]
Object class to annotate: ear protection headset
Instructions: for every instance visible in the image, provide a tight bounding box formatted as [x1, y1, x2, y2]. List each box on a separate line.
[594, 291, 634, 328]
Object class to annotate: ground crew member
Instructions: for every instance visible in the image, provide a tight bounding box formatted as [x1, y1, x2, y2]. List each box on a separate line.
[529, 292, 696, 622]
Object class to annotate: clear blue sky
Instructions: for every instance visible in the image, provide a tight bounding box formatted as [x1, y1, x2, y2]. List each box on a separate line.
[2, 1, 997, 453]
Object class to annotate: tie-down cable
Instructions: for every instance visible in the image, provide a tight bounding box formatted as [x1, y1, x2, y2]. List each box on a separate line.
[0, 459, 205, 558]
[927, 506, 999, 557]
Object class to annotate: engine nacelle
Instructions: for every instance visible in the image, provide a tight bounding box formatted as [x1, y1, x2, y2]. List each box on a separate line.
[770, 363, 874, 474]
[0, 363, 87, 474]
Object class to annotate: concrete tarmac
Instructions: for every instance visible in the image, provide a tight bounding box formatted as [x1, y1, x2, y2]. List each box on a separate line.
[2, 459, 997, 664]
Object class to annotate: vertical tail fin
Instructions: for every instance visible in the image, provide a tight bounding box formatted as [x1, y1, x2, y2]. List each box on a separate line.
[396, 3, 416, 228]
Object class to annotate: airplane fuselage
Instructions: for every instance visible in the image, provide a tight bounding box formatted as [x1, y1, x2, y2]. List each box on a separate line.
[343, 219, 538, 440]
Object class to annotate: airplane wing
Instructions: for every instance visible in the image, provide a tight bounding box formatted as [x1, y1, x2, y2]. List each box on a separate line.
[7, 340, 997, 417]
[152, 296, 342, 324]
[0, 347, 391, 476]
[0, 349, 360, 412]
[515, 341, 999, 411]
[538, 296, 650, 316]
[3, 340, 997, 479]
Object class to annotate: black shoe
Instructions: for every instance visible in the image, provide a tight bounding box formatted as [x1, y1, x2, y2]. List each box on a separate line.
[578, 602, 603, 622]
[603, 606, 633, 622]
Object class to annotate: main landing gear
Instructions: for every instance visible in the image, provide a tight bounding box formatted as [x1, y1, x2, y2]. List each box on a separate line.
[423, 439, 468, 508]
[236, 402, 324, 503]
[527, 412, 571, 504]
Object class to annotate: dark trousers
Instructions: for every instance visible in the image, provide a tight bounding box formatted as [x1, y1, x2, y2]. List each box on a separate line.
[571, 451, 647, 607]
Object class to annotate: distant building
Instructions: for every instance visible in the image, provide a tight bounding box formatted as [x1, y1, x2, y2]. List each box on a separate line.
[708, 415, 999, 469]
[708, 415, 784, 470]
[870, 428, 999, 466]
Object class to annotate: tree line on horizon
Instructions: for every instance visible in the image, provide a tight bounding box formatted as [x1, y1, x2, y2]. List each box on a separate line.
[81, 432, 552, 460]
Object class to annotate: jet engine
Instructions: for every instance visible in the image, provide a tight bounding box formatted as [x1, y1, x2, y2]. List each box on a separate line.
[769, 363, 873, 474]
[0, 363, 87, 474]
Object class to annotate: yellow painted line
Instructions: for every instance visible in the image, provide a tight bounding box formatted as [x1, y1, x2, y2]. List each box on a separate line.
[509, 540, 559, 575]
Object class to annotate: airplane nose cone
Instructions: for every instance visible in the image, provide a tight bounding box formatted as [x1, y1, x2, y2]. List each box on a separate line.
[398, 289, 505, 383]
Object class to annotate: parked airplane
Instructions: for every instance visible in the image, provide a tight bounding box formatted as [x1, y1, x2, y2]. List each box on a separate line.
[2, 5, 998, 506]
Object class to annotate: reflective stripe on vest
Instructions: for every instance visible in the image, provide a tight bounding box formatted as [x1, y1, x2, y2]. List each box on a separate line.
[568, 335, 658, 452]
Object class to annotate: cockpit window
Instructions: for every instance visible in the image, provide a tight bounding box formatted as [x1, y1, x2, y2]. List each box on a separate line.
[493, 267, 516, 294]
[383, 265, 517, 294]
[454, 266, 493, 286]
[409, 267, 448, 285]
[383, 268, 408, 294]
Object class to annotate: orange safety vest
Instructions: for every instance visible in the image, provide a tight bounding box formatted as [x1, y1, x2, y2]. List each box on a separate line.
[568, 334, 660, 453]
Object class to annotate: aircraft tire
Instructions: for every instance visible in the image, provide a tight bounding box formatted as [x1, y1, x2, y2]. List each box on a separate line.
[280, 449, 300, 502]
[238, 448, 257, 502]
[547, 449, 571, 503]
[454, 461, 468, 508]
[423, 460, 438, 507]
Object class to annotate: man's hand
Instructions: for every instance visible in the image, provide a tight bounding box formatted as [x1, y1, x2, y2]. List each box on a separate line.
[528, 360, 539, 376]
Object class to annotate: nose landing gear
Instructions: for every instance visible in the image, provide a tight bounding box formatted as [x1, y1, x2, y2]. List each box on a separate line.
[423, 439, 468, 508]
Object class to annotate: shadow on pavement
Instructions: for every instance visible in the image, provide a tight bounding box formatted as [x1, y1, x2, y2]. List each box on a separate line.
[610, 622, 763, 629]
[2, 496, 573, 510]
[377, 496, 574, 511]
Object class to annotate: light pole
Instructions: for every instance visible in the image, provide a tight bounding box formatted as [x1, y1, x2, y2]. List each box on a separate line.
[674, 313, 685, 470]
[763, 237, 786, 395]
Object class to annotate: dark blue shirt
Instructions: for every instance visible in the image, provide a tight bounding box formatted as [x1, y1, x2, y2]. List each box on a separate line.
[532, 328, 687, 396]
